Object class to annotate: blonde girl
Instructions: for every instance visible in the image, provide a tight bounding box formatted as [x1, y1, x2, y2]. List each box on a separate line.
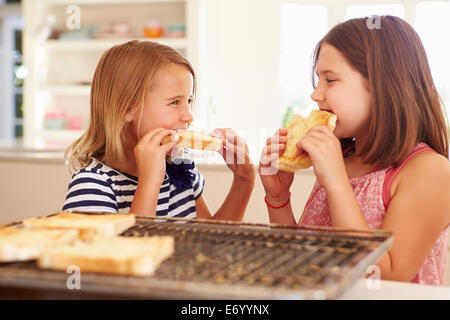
[63, 40, 255, 221]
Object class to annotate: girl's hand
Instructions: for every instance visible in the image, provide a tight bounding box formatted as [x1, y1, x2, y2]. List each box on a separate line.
[258, 128, 294, 203]
[133, 128, 179, 187]
[210, 128, 255, 182]
[296, 126, 347, 189]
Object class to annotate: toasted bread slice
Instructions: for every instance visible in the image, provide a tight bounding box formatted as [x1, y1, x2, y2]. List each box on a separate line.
[277, 110, 337, 172]
[38, 236, 175, 276]
[0, 226, 79, 262]
[162, 131, 223, 151]
[22, 212, 135, 241]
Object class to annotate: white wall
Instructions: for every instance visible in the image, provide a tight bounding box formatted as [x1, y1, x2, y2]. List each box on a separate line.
[200, 0, 282, 132]
[195, 0, 442, 133]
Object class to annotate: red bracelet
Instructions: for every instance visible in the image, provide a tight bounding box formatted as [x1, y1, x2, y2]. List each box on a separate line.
[265, 192, 291, 209]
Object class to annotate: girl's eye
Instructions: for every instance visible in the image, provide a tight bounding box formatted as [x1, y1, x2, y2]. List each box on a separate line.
[170, 100, 179, 106]
[326, 78, 336, 83]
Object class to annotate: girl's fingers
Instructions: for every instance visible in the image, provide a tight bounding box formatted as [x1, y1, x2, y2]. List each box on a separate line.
[277, 128, 288, 136]
[265, 143, 285, 155]
[305, 129, 329, 144]
[260, 151, 279, 167]
[140, 127, 167, 143]
[210, 128, 225, 142]
[296, 145, 304, 156]
[260, 142, 283, 165]
[151, 129, 176, 146]
[266, 133, 287, 146]
[222, 138, 251, 164]
[310, 125, 336, 138]
[296, 135, 321, 156]
[160, 140, 178, 158]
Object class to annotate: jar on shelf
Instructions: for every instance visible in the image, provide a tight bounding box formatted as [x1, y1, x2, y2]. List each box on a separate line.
[143, 20, 163, 38]
[166, 24, 186, 38]
[44, 110, 67, 130]
[67, 116, 83, 130]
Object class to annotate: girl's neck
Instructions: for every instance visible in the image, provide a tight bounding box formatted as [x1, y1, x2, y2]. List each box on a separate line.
[353, 133, 368, 157]
[343, 134, 378, 178]
[120, 161, 139, 177]
[106, 143, 139, 177]
[116, 134, 139, 176]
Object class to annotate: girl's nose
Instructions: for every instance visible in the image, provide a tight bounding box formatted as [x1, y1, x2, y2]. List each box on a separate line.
[181, 104, 194, 124]
[311, 85, 324, 103]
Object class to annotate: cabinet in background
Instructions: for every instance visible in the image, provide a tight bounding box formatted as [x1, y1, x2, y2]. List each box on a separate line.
[23, 0, 205, 149]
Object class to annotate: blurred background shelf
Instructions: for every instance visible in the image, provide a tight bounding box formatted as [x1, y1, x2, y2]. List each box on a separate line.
[40, 129, 84, 141]
[23, 0, 202, 148]
[43, 0, 185, 5]
[40, 85, 91, 96]
[41, 37, 188, 51]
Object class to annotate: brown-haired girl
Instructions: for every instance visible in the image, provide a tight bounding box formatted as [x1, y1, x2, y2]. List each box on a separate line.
[63, 40, 255, 221]
[260, 16, 450, 285]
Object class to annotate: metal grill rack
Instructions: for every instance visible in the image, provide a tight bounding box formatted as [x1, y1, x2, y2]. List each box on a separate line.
[0, 215, 393, 299]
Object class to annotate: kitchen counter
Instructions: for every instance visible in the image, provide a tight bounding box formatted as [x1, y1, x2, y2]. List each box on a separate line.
[1, 139, 449, 288]
[0, 139, 66, 163]
[340, 278, 450, 300]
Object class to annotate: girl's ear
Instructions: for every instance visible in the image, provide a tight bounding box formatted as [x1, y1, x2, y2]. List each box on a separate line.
[124, 110, 134, 122]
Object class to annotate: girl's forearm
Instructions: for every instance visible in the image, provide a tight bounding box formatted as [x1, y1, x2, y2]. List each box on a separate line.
[265, 192, 297, 225]
[326, 182, 395, 279]
[267, 204, 297, 225]
[129, 182, 160, 216]
[211, 176, 255, 221]
[325, 182, 370, 230]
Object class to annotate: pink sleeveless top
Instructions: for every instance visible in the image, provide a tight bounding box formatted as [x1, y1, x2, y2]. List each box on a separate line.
[299, 143, 449, 285]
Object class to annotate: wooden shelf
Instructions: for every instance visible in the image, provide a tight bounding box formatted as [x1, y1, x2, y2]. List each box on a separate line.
[43, 0, 184, 5]
[40, 85, 91, 96]
[41, 38, 187, 51]
[40, 129, 85, 141]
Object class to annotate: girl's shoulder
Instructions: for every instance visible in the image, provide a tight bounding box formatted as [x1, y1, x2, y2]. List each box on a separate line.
[400, 149, 449, 176]
[388, 149, 450, 227]
[72, 158, 104, 176]
[394, 149, 450, 197]
[72, 158, 134, 181]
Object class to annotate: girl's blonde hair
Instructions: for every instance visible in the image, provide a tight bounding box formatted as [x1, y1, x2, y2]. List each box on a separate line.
[312, 16, 449, 167]
[66, 40, 196, 172]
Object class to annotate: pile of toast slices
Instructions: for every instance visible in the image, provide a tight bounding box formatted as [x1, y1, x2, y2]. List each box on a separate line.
[0, 212, 174, 277]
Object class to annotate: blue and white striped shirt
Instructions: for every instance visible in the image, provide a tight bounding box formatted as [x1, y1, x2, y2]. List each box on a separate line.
[62, 158, 205, 218]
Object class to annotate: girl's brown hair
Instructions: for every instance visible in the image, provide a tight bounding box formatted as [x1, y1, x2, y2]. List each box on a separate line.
[66, 40, 196, 172]
[312, 15, 449, 167]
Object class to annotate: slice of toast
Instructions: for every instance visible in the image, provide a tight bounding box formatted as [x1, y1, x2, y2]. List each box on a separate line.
[277, 110, 337, 172]
[22, 212, 136, 240]
[0, 227, 79, 262]
[162, 131, 223, 151]
[38, 236, 175, 277]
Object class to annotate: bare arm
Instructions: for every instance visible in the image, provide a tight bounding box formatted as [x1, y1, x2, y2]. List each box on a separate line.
[196, 174, 255, 221]
[197, 128, 256, 221]
[129, 182, 160, 216]
[375, 152, 450, 281]
[326, 152, 450, 281]
[265, 192, 297, 225]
